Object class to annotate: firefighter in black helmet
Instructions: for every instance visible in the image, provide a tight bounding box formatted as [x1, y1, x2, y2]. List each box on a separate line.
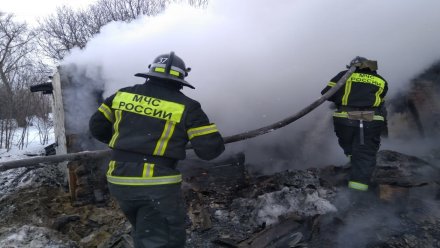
[89, 51, 225, 248]
[321, 56, 388, 198]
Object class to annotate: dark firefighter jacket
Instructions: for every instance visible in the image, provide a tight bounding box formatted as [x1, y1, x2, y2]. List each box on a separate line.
[89, 79, 225, 187]
[321, 68, 388, 127]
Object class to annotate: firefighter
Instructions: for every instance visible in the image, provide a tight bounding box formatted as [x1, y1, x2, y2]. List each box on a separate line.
[89, 51, 225, 248]
[321, 56, 388, 197]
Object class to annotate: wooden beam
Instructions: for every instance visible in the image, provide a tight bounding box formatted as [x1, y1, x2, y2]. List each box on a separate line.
[0, 150, 111, 172]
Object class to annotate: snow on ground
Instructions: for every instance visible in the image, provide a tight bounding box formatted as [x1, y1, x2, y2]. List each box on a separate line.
[0, 117, 55, 162]
[0, 117, 57, 199]
[0, 225, 77, 248]
[255, 186, 337, 225]
[0, 118, 77, 248]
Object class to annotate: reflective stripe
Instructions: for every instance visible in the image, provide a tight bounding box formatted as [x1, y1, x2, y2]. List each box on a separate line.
[328, 82, 336, 87]
[107, 160, 116, 176]
[187, 124, 219, 140]
[154, 67, 180, 77]
[350, 73, 385, 88]
[333, 111, 384, 121]
[109, 110, 123, 147]
[107, 174, 182, 186]
[142, 163, 155, 177]
[348, 181, 369, 191]
[151, 63, 165, 68]
[373, 86, 384, 107]
[151, 63, 186, 75]
[169, 70, 179, 77]
[106, 161, 178, 186]
[112, 91, 185, 123]
[341, 76, 353, 105]
[98, 103, 114, 122]
[153, 121, 176, 156]
[341, 73, 385, 106]
[171, 65, 186, 75]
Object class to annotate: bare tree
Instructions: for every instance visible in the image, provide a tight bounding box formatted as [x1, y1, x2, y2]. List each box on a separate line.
[0, 13, 52, 149]
[37, 0, 208, 61]
[0, 14, 35, 149]
[0, 13, 35, 101]
[37, 0, 166, 60]
[14, 60, 52, 149]
[92, 0, 167, 22]
[36, 7, 90, 61]
[184, 0, 209, 8]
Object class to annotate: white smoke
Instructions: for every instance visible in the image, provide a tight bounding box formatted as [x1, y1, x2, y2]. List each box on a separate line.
[62, 0, 440, 169]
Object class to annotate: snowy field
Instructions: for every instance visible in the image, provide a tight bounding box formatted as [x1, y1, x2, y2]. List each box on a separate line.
[0, 117, 57, 197]
[0, 118, 78, 247]
[0, 116, 55, 162]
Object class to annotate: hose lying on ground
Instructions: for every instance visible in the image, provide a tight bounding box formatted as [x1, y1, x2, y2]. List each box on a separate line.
[0, 66, 356, 172]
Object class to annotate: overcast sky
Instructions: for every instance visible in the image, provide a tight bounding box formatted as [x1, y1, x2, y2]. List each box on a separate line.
[0, 0, 97, 25]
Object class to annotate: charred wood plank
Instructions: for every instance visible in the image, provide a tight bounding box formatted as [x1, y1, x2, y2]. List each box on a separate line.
[373, 150, 440, 187]
[51, 214, 80, 231]
[212, 238, 239, 248]
[238, 217, 305, 248]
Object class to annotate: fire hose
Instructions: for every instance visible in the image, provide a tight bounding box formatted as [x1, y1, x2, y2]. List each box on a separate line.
[0, 66, 357, 172]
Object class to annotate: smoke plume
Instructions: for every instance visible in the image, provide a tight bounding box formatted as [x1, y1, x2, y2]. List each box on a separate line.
[62, 0, 440, 170]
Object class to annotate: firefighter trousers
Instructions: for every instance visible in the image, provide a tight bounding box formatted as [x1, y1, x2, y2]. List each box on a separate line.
[111, 183, 186, 248]
[334, 122, 383, 186]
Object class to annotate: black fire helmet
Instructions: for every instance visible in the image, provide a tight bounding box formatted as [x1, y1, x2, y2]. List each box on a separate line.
[135, 51, 195, 89]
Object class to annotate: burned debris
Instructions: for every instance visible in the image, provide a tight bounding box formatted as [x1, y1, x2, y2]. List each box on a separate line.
[184, 150, 440, 248]
[1, 149, 439, 247]
[388, 61, 440, 140]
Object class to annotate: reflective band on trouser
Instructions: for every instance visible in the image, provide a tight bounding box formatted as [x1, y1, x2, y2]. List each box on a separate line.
[107, 174, 182, 186]
[348, 181, 369, 191]
[106, 160, 180, 186]
[153, 120, 176, 156]
[98, 103, 114, 122]
[333, 111, 384, 121]
[187, 124, 219, 140]
[109, 110, 123, 147]
[327, 82, 336, 87]
[107, 160, 116, 176]
[142, 163, 154, 177]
